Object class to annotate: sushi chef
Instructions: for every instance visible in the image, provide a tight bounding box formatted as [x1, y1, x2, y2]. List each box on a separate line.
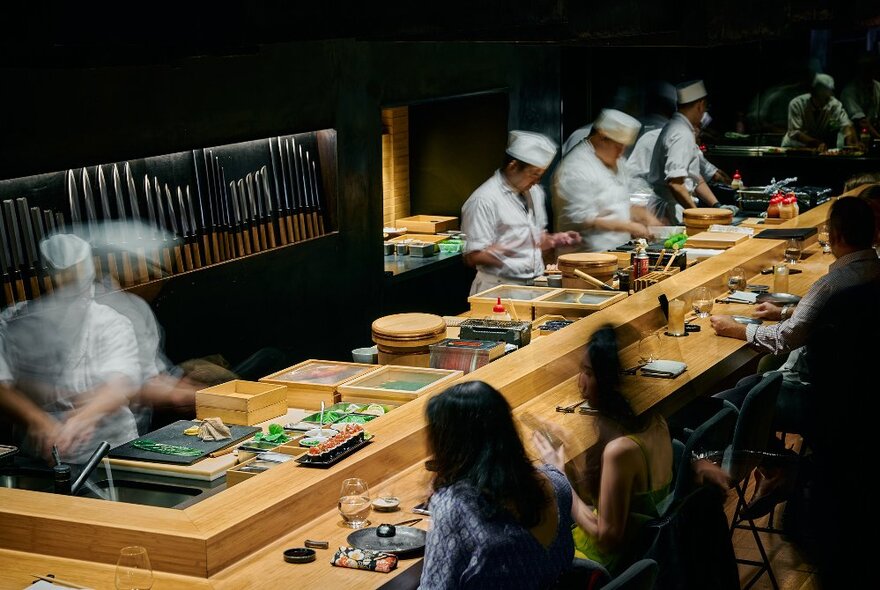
[646, 80, 725, 224]
[0, 234, 141, 466]
[782, 73, 860, 150]
[552, 108, 660, 253]
[462, 130, 581, 295]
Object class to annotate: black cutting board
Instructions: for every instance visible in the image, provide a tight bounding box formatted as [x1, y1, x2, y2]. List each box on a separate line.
[753, 227, 817, 240]
[108, 420, 260, 465]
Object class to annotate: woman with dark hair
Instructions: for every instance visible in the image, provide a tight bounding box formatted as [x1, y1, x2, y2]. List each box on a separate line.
[534, 325, 672, 573]
[419, 380, 575, 589]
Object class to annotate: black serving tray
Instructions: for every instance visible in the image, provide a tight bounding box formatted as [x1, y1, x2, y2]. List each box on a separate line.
[296, 437, 373, 468]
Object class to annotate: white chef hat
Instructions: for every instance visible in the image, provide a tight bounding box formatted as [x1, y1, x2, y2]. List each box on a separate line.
[594, 109, 642, 146]
[506, 130, 558, 169]
[39, 233, 92, 270]
[813, 73, 835, 90]
[676, 80, 708, 104]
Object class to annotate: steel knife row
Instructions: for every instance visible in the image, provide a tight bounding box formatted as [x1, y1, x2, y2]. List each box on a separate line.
[0, 198, 66, 307]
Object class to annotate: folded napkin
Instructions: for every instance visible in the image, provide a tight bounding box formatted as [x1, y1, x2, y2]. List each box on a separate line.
[641, 360, 687, 378]
[726, 290, 757, 304]
[198, 417, 232, 441]
[331, 547, 398, 573]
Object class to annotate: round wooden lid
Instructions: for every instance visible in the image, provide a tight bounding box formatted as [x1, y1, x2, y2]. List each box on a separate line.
[557, 253, 619, 267]
[682, 207, 733, 221]
[371, 313, 447, 339]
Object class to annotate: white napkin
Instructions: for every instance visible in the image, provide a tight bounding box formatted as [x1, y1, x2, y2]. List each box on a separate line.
[727, 290, 757, 304]
[641, 360, 687, 378]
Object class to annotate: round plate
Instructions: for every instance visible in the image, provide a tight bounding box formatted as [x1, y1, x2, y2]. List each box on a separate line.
[756, 292, 802, 305]
[346, 526, 427, 557]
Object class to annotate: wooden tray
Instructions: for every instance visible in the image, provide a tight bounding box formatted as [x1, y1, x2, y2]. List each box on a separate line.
[338, 365, 463, 404]
[196, 400, 288, 426]
[196, 380, 287, 413]
[388, 233, 450, 244]
[468, 285, 561, 321]
[260, 360, 382, 410]
[684, 231, 749, 249]
[531, 288, 627, 318]
[393, 215, 459, 234]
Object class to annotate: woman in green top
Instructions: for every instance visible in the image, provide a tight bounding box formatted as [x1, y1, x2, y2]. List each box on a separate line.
[534, 325, 673, 574]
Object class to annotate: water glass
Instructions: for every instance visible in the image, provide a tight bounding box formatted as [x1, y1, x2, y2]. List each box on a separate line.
[638, 330, 662, 363]
[692, 286, 713, 318]
[338, 477, 372, 529]
[115, 546, 153, 590]
[784, 238, 802, 264]
[726, 267, 746, 293]
[818, 224, 831, 254]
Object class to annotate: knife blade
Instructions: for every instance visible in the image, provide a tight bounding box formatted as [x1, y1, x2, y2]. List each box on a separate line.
[266, 147, 288, 246]
[43, 210, 55, 236]
[31, 206, 54, 295]
[16, 198, 42, 297]
[219, 167, 235, 259]
[245, 172, 265, 251]
[259, 166, 279, 248]
[67, 169, 82, 226]
[164, 184, 187, 272]
[151, 177, 173, 276]
[237, 179, 254, 255]
[111, 163, 135, 285]
[187, 184, 209, 266]
[200, 149, 220, 263]
[3, 200, 28, 301]
[82, 168, 100, 241]
[123, 165, 149, 284]
[144, 175, 158, 240]
[54, 212, 65, 233]
[97, 165, 114, 224]
[177, 186, 198, 269]
[274, 137, 292, 214]
[306, 151, 325, 236]
[297, 143, 315, 239]
[287, 138, 306, 240]
[228, 179, 247, 256]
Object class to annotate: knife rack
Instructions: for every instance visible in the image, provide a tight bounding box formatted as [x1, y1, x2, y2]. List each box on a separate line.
[0, 129, 337, 308]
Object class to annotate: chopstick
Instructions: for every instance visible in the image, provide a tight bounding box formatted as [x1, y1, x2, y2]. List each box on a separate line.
[30, 574, 91, 589]
[555, 399, 584, 413]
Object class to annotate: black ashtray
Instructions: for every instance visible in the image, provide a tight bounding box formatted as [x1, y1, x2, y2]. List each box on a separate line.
[284, 547, 317, 564]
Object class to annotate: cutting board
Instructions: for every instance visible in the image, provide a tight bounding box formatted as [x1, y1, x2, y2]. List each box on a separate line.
[388, 233, 449, 244]
[108, 420, 260, 465]
[684, 231, 749, 249]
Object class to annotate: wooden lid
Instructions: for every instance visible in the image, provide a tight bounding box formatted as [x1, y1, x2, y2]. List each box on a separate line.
[682, 207, 733, 221]
[372, 313, 447, 339]
[557, 253, 619, 267]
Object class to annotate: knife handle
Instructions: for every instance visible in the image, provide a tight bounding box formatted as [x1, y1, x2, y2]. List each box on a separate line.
[13, 276, 26, 302]
[276, 215, 288, 246]
[201, 235, 213, 266]
[190, 240, 203, 269]
[210, 232, 222, 263]
[298, 212, 308, 240]
[41, 273, 54, 296]
[180, 243, 194, 271]
[160, 247, 174, 277]
[250, 226, 261, 253]
[236, 230, 247, 258]
[310, 212, 321, 237]
[170, 244, 185, 274]
[317, 212, 326, 236]
[106, 252, 120, 286]
[304, 212, 314, 240]
[120, 251, 135, 286]
[259, 222, 269, 250]
[287, 215, 299, 243]
[2, 279, 14, 306]
[92, 255, 104, 283]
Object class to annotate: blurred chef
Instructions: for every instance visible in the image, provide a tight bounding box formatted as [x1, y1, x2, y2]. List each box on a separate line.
[462, 130, 581, 295]
[782, 73, 860, 150]
[646, 80, 725, 224]
[841, 56, 880, 141]
[0, 234, 140, 465]
[553, 109, 659, 253]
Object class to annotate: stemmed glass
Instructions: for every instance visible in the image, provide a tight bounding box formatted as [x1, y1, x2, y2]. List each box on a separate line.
[818, 224, 831, 254]
[784, 238, 802, 264]
[727, 267, 746, 293]
[115, 546, 153, 590]
[692, 286, 713, 318]
[338, 477, 372, 529]
[638, 330, 662, 363]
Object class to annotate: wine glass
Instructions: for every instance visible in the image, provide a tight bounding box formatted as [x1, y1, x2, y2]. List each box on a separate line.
[115, 546, 153, 590]
[338, 477, 372, 529]
[784, 238, 802, 264]
[727, 267, 746, 293]
[818, 223, 831, 254]
[692, 286, 713, 318]
[638, 330, 662, 363]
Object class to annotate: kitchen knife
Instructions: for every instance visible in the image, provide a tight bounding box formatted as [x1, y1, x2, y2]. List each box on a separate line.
[246, 173, 266, 251]
[81, 168, 104, 281]
[123, 164, 149, 283]
[218, 164, 234, 260]
[2, 200, 28, 301]
[151, 177, 173, 275]
[228, 180, 247, 257]
[67, 169, 82, 226]
[187, 184, 210, 267]
[191, 150, 213, 266]
[259, 167, 279, 248]
[0, 204, 18, 304]
[16, 198, 42, 298]
[54, 211, 65, 233]
[30, 206, 54, 295]
[306, 151, 325, 236]
[268, 141, 288, 245]
[144, 175, 159, 239]
[287, 138, 307, 240]
[177, 186, 198, 269]
[112, 164, 135, 285]
[276, 137, 296, 243]
[97, 165, 114, 224]
[237, 179, 254, 255]
[297, 143, 315, 239]
[164, 184, 187, 272]
[43, 210, 55, 236]
[96, 165, 120, 282]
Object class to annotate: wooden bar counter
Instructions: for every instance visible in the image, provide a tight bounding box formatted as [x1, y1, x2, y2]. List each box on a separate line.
[0, 200, 838, 589]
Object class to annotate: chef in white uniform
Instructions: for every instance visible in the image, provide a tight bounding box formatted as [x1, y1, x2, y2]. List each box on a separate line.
[0, 234, 141, 465]
[841, 56, 880, 140]
[782, 73, 859, 149]
[552, 109, 659, 253]
[462, 130, 581, 295]
[647, 80, 724, 224]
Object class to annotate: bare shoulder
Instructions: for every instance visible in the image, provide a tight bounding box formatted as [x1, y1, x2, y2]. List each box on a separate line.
[603, 436, 642, 464]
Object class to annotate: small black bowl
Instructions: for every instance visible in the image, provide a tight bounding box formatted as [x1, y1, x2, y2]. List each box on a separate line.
[283, 547, 317, 564]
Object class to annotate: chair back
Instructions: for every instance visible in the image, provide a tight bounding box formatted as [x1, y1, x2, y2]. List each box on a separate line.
[672, 406, 737, 504]
[723, 371, 783, 481]
[600, 558, 658, 590]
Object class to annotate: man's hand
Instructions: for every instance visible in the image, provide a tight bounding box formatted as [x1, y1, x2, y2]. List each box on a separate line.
[713, 170, 732, 184]
[628, 222, 652, 239]
[549, 231, 582, 248]
[753, 302, 783, 321]
[54, 411, 100, 459]
[709, 315, 748, 340]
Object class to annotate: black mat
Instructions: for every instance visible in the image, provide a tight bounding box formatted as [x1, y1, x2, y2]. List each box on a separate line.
[753, 227, 817, 240]
[108, 420, 260, 465]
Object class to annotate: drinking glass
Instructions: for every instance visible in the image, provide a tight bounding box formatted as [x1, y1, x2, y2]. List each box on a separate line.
[818, 224, 831, 254]
[338, 477, 372, 529]
[638, 330, 662, 363]
[727, 267, 746, 293]
[115, 546, 153, 590]
[692, 286, 713, 318]
[784, 238, 802, 264]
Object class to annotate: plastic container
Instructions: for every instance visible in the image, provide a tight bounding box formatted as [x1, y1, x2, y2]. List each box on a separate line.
[766, 195, 783, 218]
[778, 197, 795, 220]
[786, 193, 799, 217]
[730, 170, 744, 190]
[491, 297, 511, 321]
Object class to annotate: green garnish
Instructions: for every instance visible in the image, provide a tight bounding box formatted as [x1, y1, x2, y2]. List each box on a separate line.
[253, 423, 291, 444]
[132, 439, 202, 456]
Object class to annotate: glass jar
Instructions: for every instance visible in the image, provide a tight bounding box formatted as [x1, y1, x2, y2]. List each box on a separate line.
[773, 263, 790, 293]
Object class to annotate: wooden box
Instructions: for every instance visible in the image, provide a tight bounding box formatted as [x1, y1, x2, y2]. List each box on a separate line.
[260, 360, 382, 410]
[632, 267, 681, 292]
[468, 285, 562, 321]
[388, 233, 450, 245]
[531, 288, 628, 318]
[196, 380, 288, 425]
[338, 365, 463, 405]
[393, 215, 459, 234]
[684, 231, 749, 250]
